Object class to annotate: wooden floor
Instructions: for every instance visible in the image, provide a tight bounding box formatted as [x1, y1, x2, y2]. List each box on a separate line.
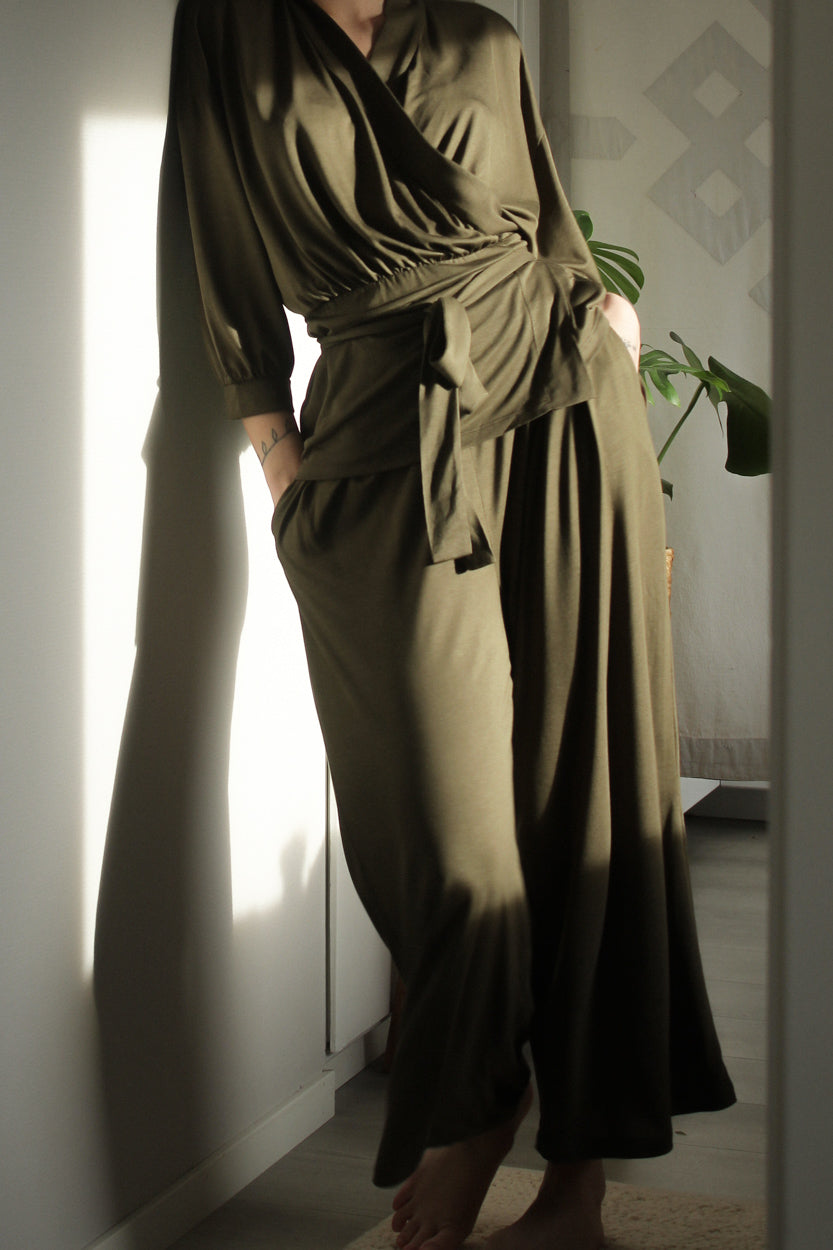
[169, 814, 768, 1249]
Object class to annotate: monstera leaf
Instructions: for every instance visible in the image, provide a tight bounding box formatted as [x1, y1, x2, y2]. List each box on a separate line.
[708, 357, 771, 477]
[574, 210, 771, 500]
[575, 209, 645, 304]
[643, 333, 771, 496]
[641, 332, 728, 411]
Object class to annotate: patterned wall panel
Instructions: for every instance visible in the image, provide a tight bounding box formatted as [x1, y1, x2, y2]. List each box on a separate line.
[571, 7, 772, 310]
[645, 22, 771, 278]
[567, 0, 772, 781]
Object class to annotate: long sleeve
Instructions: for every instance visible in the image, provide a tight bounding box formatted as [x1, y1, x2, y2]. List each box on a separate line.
[168, 0, 295, 419]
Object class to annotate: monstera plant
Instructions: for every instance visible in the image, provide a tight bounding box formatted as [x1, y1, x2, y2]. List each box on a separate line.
[575, 209, 772, 499]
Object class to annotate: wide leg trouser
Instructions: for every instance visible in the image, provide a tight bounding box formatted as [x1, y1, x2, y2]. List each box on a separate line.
[272, 325, 736, 1187]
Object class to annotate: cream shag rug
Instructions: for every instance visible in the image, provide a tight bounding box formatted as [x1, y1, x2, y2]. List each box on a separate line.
[345, 1166, 765, 1249]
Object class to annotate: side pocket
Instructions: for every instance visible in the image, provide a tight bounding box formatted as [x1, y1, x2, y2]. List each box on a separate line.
[270, 475, 304, 549]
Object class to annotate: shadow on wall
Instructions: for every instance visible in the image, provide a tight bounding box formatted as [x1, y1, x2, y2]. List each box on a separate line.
[91, 115, 249, 1220]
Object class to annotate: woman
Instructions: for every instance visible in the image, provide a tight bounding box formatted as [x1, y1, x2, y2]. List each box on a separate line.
[169, 0, 735, 1246]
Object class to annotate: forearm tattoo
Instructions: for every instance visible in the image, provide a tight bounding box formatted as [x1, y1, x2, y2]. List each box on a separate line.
[259, 416, 295, 465]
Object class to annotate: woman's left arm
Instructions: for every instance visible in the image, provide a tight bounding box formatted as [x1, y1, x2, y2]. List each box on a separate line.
[599, 292, 641, 371]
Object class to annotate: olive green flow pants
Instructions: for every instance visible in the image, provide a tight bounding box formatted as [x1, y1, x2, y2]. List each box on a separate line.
[271, 325, 735, 1187]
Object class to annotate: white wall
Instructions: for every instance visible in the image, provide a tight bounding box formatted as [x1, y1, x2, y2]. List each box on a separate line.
[568, 0, 771, 781]
[0, 4, 332, 1247]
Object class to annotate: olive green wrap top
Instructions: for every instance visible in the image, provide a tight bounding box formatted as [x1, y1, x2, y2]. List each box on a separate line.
[171, 0, 607, 562]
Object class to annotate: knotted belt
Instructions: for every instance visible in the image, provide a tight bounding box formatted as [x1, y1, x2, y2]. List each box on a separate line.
[299, 243, 596, 567]
[418, 296, 487, 563]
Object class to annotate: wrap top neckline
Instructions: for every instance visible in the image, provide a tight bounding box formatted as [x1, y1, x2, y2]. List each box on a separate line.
[291, 0, 425, 83]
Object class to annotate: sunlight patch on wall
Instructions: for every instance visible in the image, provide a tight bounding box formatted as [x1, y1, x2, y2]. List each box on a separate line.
[227, 312, 326, 922]
[82, 118, 327, 966]
[81, 115, 164, 972]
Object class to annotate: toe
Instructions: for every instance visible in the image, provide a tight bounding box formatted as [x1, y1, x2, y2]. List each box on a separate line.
[395, 1216, 417, 1247]
[421, 1228, 468, 1250]
[398, 1221, 469, 1250]
[393, 1178, 417, 1210]
[392, 1203, 414, 1232]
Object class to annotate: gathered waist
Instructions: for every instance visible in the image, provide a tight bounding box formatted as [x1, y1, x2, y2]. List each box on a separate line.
[306, 242, 532, 341]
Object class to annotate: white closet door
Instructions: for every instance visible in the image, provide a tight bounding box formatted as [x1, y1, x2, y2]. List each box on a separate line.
[327, 771, 392, 1052]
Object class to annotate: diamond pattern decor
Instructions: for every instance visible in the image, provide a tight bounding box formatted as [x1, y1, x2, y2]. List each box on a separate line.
[693, 70, 741, 118]
[695, 169, 744, 217]
[744, 118, 772, 168]
[749, 271, 772, 313]
[645, 22, 770, 263]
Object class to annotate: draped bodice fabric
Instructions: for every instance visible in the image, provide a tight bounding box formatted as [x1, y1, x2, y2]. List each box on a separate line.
[171, 0, 607, 559]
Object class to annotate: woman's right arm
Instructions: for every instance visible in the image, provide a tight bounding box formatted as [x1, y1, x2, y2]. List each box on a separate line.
[242, 412, 304, 507]
[173, 5, 297, 442]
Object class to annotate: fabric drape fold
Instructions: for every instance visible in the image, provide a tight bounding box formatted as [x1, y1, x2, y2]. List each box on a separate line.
[418, 296, 487, 563]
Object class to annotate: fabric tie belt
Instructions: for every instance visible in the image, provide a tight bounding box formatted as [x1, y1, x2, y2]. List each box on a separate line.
[418, 296, 488, 563]
[300, 243, 598, 566]
[308, 294, 489, 564]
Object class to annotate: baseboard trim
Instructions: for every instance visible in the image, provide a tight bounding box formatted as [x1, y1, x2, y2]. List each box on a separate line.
[326, 1016, 391, 1088]
[680, 776, 720, 812]
[687, 780, 770, 823]
[85, 1072, 336, 1250]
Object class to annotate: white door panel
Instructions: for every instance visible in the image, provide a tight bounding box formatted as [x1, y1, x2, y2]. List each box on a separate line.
[327, 773, 392, 1053]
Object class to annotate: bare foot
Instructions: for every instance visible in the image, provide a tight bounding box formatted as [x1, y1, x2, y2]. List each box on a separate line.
[485, 1159, 606, 1250]
[390, 1086, 533, 1250]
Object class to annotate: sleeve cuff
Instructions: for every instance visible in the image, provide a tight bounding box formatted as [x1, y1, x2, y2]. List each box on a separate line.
[224, 377, 295, 420]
